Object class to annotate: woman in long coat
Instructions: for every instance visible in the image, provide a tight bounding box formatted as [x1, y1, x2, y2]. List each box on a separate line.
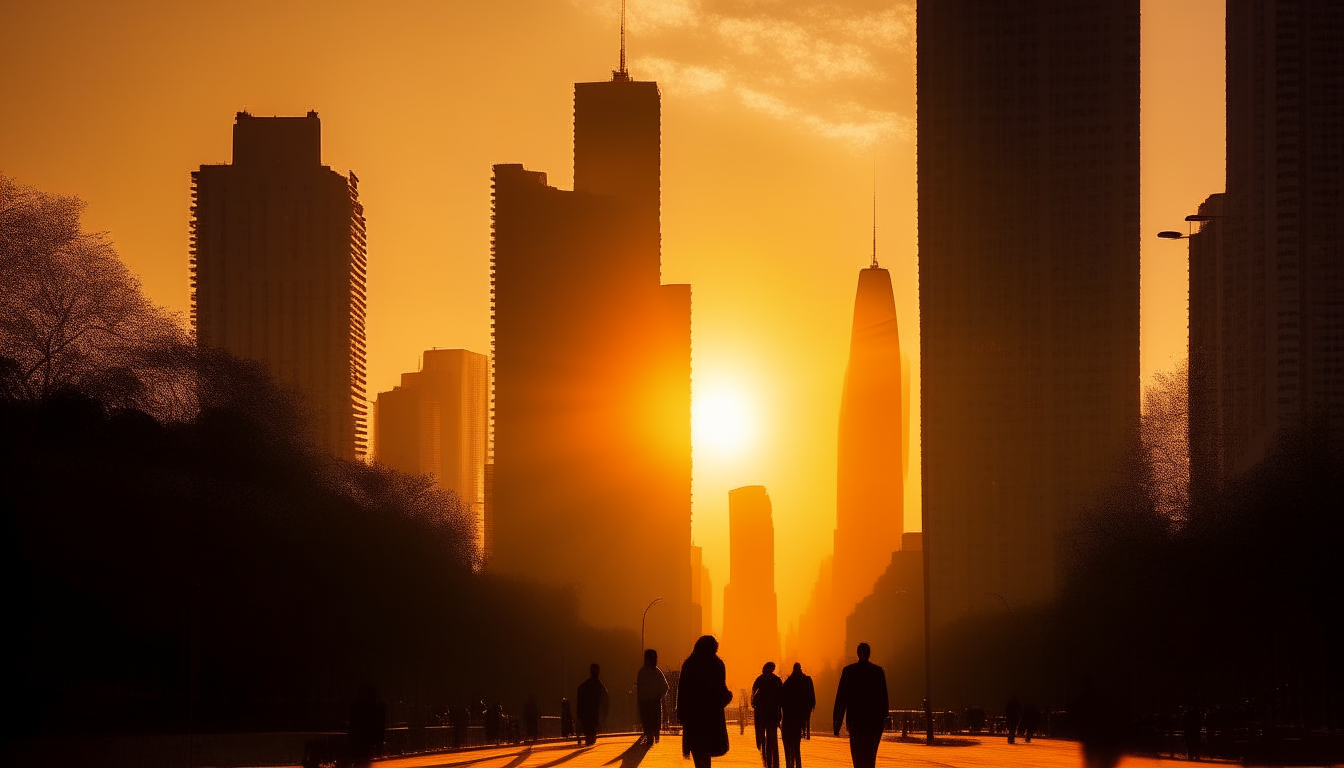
[677, 635, 733, 768]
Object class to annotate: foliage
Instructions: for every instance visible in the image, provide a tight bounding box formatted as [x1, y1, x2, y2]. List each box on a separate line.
[0, 177, 640, 737]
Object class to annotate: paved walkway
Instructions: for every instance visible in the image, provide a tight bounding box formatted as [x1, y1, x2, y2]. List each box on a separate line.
[363, 730, 1216, 768]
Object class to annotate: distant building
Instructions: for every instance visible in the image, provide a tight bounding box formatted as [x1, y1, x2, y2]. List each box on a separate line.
[846, 532, 923, 702]
[191, 111, 367, 459]
[690, 545, 713, 637]
[1190, 0, 1344, 492]
[832, 259, 904, 648]
[918, 0, 1141, 629]
[722, 486, 780, 690]
[375, 349, 489, 545]
[488, 65, 693, 654]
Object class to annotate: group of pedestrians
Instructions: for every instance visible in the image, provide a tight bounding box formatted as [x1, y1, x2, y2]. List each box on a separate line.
[750, 661, 817, 768]
[611, 636, 890, 768]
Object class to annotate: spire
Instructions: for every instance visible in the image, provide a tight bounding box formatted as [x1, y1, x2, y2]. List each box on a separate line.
[614, 0, 630, 81]
[871, 178, 879, 268]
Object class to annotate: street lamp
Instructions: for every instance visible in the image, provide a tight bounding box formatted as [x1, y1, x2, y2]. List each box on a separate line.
[641, 597, 664, 652]
[1158, 213, 1222, 240]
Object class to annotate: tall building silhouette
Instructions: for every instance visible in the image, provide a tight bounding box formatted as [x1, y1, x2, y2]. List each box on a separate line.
[833, 255, 904, 638]
[375, 349, 489, 545]
[721, 486, 779, 689]
[191, 111, 367, 459]
[488, 65, 692, 654]
[918, 1, 1141, 629]
[1190, 0, 1344, 494]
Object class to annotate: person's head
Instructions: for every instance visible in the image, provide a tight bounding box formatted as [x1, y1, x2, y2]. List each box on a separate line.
[857, 643, 871, 662]
[693, 635, 719, 655]
[762, 661, 776, 675]
[792, 662, 803, 676]
[644, 649, 658, 666]
[589, 663, 601, 679]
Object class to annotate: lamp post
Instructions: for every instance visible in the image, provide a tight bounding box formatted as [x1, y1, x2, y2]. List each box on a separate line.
[1157, 212, 1221, 241]
[641, 597, 664, 652]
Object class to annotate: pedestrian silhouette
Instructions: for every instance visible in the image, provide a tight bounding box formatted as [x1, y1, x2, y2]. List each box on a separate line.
[525, 695, 540, 743]
[638, 648, 669, 744]
[1182, 704, 1202, 762]
[781, 663, 816, 768]
[486, 701, 503, 743]
[577, 663, 610, 746]
[678, 635, 734, 768]
[832, 643, 888, 768]
[560, 697, 575, 741]
[347, 686, 386, 768]
[1006, 694, 1021, 744]
[450, 704, 468, 749]
[1022, 703, 1040, 743]
[752, 662, 784, 768]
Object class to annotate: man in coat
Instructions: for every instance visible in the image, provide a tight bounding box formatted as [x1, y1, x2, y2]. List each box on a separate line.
[678, 635, 734, 768]
[781, 663, 816, 768]
[832, 643, 889, 768]
[577, 663, 610, 746]
[637, 649, 670, 744]
[752, 662, 784, 768]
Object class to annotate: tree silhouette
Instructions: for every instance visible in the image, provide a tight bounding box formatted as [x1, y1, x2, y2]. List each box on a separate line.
[0, 173, 188, 415]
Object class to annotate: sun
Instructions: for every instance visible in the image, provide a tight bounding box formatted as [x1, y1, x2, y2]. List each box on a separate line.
[693, 385, 758, 458]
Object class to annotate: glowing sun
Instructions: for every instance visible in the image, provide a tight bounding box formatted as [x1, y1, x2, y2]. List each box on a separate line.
[693, 385, 758, 458]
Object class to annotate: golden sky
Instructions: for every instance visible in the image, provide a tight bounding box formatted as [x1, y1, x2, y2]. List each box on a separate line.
[0, 0, 1223, 636]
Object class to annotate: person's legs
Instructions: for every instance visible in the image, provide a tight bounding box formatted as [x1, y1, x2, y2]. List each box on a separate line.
[692, 751, 712, 768]
[782, 725, 800, 768]
[765, 726, 780, 768]
[848, 732, 879, 768]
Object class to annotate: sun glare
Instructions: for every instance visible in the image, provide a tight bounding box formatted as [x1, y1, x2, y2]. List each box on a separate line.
[693, 386, 757, 457]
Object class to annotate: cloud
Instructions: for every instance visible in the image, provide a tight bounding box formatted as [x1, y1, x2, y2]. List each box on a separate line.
[575, 0, 915, 150]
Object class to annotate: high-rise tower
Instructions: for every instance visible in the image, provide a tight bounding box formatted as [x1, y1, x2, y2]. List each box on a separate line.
[1190, 0, 1344, 493]
[918, 0, 1141, 634]
[722, 485, 780, 690]
[489, 56, 692, 653]
[375, 349, 489, 546]
[833, 255, 904, 630]
[191, 112, 368, 459]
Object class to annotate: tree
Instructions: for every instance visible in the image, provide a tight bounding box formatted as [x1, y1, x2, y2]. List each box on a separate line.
[0, 173, 189, 415]
[1141, 359, 1189, 525]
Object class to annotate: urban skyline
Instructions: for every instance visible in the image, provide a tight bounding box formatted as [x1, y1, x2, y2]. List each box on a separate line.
[0, 1, 1228, 635]
[8, 1, 1341, 763]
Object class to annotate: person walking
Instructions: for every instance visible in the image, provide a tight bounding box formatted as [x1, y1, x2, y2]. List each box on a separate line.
[752, 662, 784, 768]
[524, 696, 540, 743]
[781, 663, 816, 768]
[560, 697, 574, 742]
[576, 663, 610, 746]
[833, 643, 888, 768]
[678, 635, 734, 768]
[1006, 694, 1022, 744]
[347, 687, 386, 768]
[638, 649, 670, 744]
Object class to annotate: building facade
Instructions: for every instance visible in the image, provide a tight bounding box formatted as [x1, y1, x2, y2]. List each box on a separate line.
[1192, 0, 1344, 489]
[191, 111, 367, 459]
[918, 0, 1141, 630]
[488, 72, 693, 655]
[375, 349, 489, 546]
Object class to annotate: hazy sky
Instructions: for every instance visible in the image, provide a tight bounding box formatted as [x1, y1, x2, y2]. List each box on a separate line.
[0, 0, 1222, 635]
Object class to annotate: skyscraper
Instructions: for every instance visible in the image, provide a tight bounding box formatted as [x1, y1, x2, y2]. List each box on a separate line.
[721, 485, 780, 690]
[833, 257, 904, 635]
[375, 349, 489, 545]
[918, 1, 1141, 630]
[1190, 0, 1344, 491]
[191, 111, 368, 459]
[488, 62, 692, 653]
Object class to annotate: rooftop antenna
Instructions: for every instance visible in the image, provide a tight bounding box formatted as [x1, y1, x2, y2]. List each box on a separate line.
[871, 167, 879, 268]
[614, 0, 630, 81]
